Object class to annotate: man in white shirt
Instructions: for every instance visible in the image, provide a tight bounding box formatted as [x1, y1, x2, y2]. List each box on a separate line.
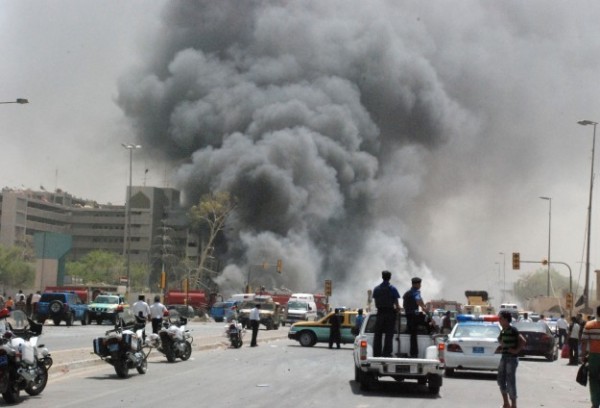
[519, 312, 532, 322]
[132, 295, 150, 341]
[556, 314, 569, 348]
[568, 316, 581, 365]
[149, 295, 168, 334]
[249, 304, 261, 347]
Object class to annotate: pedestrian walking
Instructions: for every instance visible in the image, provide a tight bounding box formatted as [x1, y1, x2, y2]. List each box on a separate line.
[497, 310, 526, 408]
[249, 304, 261, 347]
[582, 305, 600, 408]
[149, 295, 168, 334]
[402, 277, 428, 358]
[372, 270, 400, 357]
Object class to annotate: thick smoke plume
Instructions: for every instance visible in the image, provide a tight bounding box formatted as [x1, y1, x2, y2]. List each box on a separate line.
[117, 1, 589, 304]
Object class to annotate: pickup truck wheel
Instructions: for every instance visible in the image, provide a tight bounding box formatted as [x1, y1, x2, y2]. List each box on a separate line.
[359, 372, 376, 391]
[298, 331, 316, 347]
[65, 313, 74, 326]
[82, 313, 89, 325]
[444, 367, 455, 377]
[96, 319, 103, 325]
[427, 374, 442, 395]
[354, 365, 362, 382]
[53, 318, 61, 326]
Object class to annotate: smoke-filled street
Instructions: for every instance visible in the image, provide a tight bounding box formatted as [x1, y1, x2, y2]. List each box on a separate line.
[4, 1, 600, 304]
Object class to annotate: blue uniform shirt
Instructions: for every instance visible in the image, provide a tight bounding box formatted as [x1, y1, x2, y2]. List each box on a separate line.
[372, 281, 400, 309]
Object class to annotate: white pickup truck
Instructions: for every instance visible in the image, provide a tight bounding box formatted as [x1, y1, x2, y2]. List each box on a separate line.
[353, 312, 443, 395]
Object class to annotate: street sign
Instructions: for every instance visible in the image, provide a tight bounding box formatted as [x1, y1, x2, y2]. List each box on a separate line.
[324, 279, 332, 296]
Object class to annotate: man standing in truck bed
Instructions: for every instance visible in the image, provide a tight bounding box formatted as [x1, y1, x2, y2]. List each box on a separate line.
[403, 277, 428, 358]
[372, 270, 400, 357]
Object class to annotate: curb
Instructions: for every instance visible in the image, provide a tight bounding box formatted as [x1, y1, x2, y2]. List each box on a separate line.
[50, 332, 288, 378]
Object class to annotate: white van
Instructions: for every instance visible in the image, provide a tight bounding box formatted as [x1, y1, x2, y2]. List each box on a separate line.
[289, 293, 315, 303]
[283, 299, 318, 326]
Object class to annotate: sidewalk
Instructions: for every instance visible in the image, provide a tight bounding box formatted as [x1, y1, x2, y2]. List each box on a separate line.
[50, 329, 288, 377]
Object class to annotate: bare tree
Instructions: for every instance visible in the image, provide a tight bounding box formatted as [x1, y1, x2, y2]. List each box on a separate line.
[188, 191, 235, 288]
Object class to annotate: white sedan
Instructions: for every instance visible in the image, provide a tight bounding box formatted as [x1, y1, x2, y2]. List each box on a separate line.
[441, 315, 501, 377]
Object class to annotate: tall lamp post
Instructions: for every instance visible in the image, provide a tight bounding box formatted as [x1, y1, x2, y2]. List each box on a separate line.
[498, 252, 506, 303]
[578, 120, 597, 312]
[539, 196, 551, 297]
[0, 98, 28, 105]
[122, 143, 142, 296]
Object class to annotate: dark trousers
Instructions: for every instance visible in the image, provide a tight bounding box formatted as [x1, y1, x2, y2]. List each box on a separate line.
[558, 328, 567, 348]
[151, 318, 162, 334]
[569, 337, 579, 364]
[373, 309, 396, 357]
[329, 328, 341, 349]
[406, 313, 422, 357]
[250, 320, 259, 346]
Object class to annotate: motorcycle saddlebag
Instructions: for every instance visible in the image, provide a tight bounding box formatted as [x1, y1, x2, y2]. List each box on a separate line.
[93, 337, 109, 357]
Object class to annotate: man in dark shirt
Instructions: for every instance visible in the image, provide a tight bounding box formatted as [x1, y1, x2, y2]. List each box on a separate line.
[328, 309, 341, 349]
[497, 311, 526, 408]
[403, 277, 428, 357]
[372, 270, 400, 357]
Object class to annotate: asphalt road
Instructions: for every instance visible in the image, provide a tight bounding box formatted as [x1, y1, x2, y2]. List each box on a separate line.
[15, 335, 594, 408]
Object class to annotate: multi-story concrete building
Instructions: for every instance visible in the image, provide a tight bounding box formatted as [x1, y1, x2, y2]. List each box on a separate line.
[0, 186, 198, 288]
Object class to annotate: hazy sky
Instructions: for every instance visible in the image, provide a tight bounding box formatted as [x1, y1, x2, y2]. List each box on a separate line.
[3, 1, 600, 307]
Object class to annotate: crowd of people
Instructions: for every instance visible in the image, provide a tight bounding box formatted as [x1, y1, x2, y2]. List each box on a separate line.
[0, 289, 41, 318]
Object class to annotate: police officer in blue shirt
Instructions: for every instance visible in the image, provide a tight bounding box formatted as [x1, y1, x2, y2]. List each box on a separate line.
[403, 277, 428, 357]
[372, 270, 400, 357]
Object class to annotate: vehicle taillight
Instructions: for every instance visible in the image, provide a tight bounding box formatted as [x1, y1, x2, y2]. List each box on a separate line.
[115, 305, 124, 312]
[540, 334, 551, 343]
[446, 344, 463, 353]
[438, 342, 446, 363]
[360, 340, 368, 361]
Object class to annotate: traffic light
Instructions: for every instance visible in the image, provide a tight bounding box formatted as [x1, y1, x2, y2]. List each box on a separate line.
[276, 259, 283, 273]
[512, 252, 520, 270]
[324, 279, 332, 296]
[160, 271, 166, 289]
[566, 292, 573, 310]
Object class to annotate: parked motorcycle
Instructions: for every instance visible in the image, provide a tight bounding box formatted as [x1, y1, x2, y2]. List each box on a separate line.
[0, 309, 52, 404]
[93, 314, 151, 378]
[225, 320, 244, 348]
[147, 311, 192, 362]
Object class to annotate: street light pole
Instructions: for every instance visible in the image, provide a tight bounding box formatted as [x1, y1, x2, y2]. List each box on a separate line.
[498, 252, 506, 303]
[122, 143, 142, 296]
[540, 196, 551, 297]
[578, 120, 597, 311]
[0, 98, 28, 105]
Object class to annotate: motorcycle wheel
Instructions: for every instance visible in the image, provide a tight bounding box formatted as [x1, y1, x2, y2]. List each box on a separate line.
[2, 381, 20, 404]
[180, 342, 192, 361]
[114, 358, 129, 378]
[165, 344, 176, 363]
[235, 337, 243, 349]
[136, 357, 147, 375]
[25, 363, 48, 396]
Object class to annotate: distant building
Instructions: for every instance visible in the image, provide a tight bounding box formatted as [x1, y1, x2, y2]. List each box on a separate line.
[0, 186, 199, 287]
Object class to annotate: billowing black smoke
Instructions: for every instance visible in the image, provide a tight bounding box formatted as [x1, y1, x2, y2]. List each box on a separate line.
[116, 1, 465, 301]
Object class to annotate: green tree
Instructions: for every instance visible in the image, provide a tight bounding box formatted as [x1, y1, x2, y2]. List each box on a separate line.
[513, 268, 579, 302]
[188, 191, 235, 288]
[0, 245, 35, 288]
[66, 250, 123, 284]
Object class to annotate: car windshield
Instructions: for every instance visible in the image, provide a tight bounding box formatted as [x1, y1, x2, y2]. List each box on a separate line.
[40, 294, 65, 302]
[453, 324, 500, 338]
[93, 296, 118, 304]
[513, 322, 548, 333]
[287, 301, 308, 310]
